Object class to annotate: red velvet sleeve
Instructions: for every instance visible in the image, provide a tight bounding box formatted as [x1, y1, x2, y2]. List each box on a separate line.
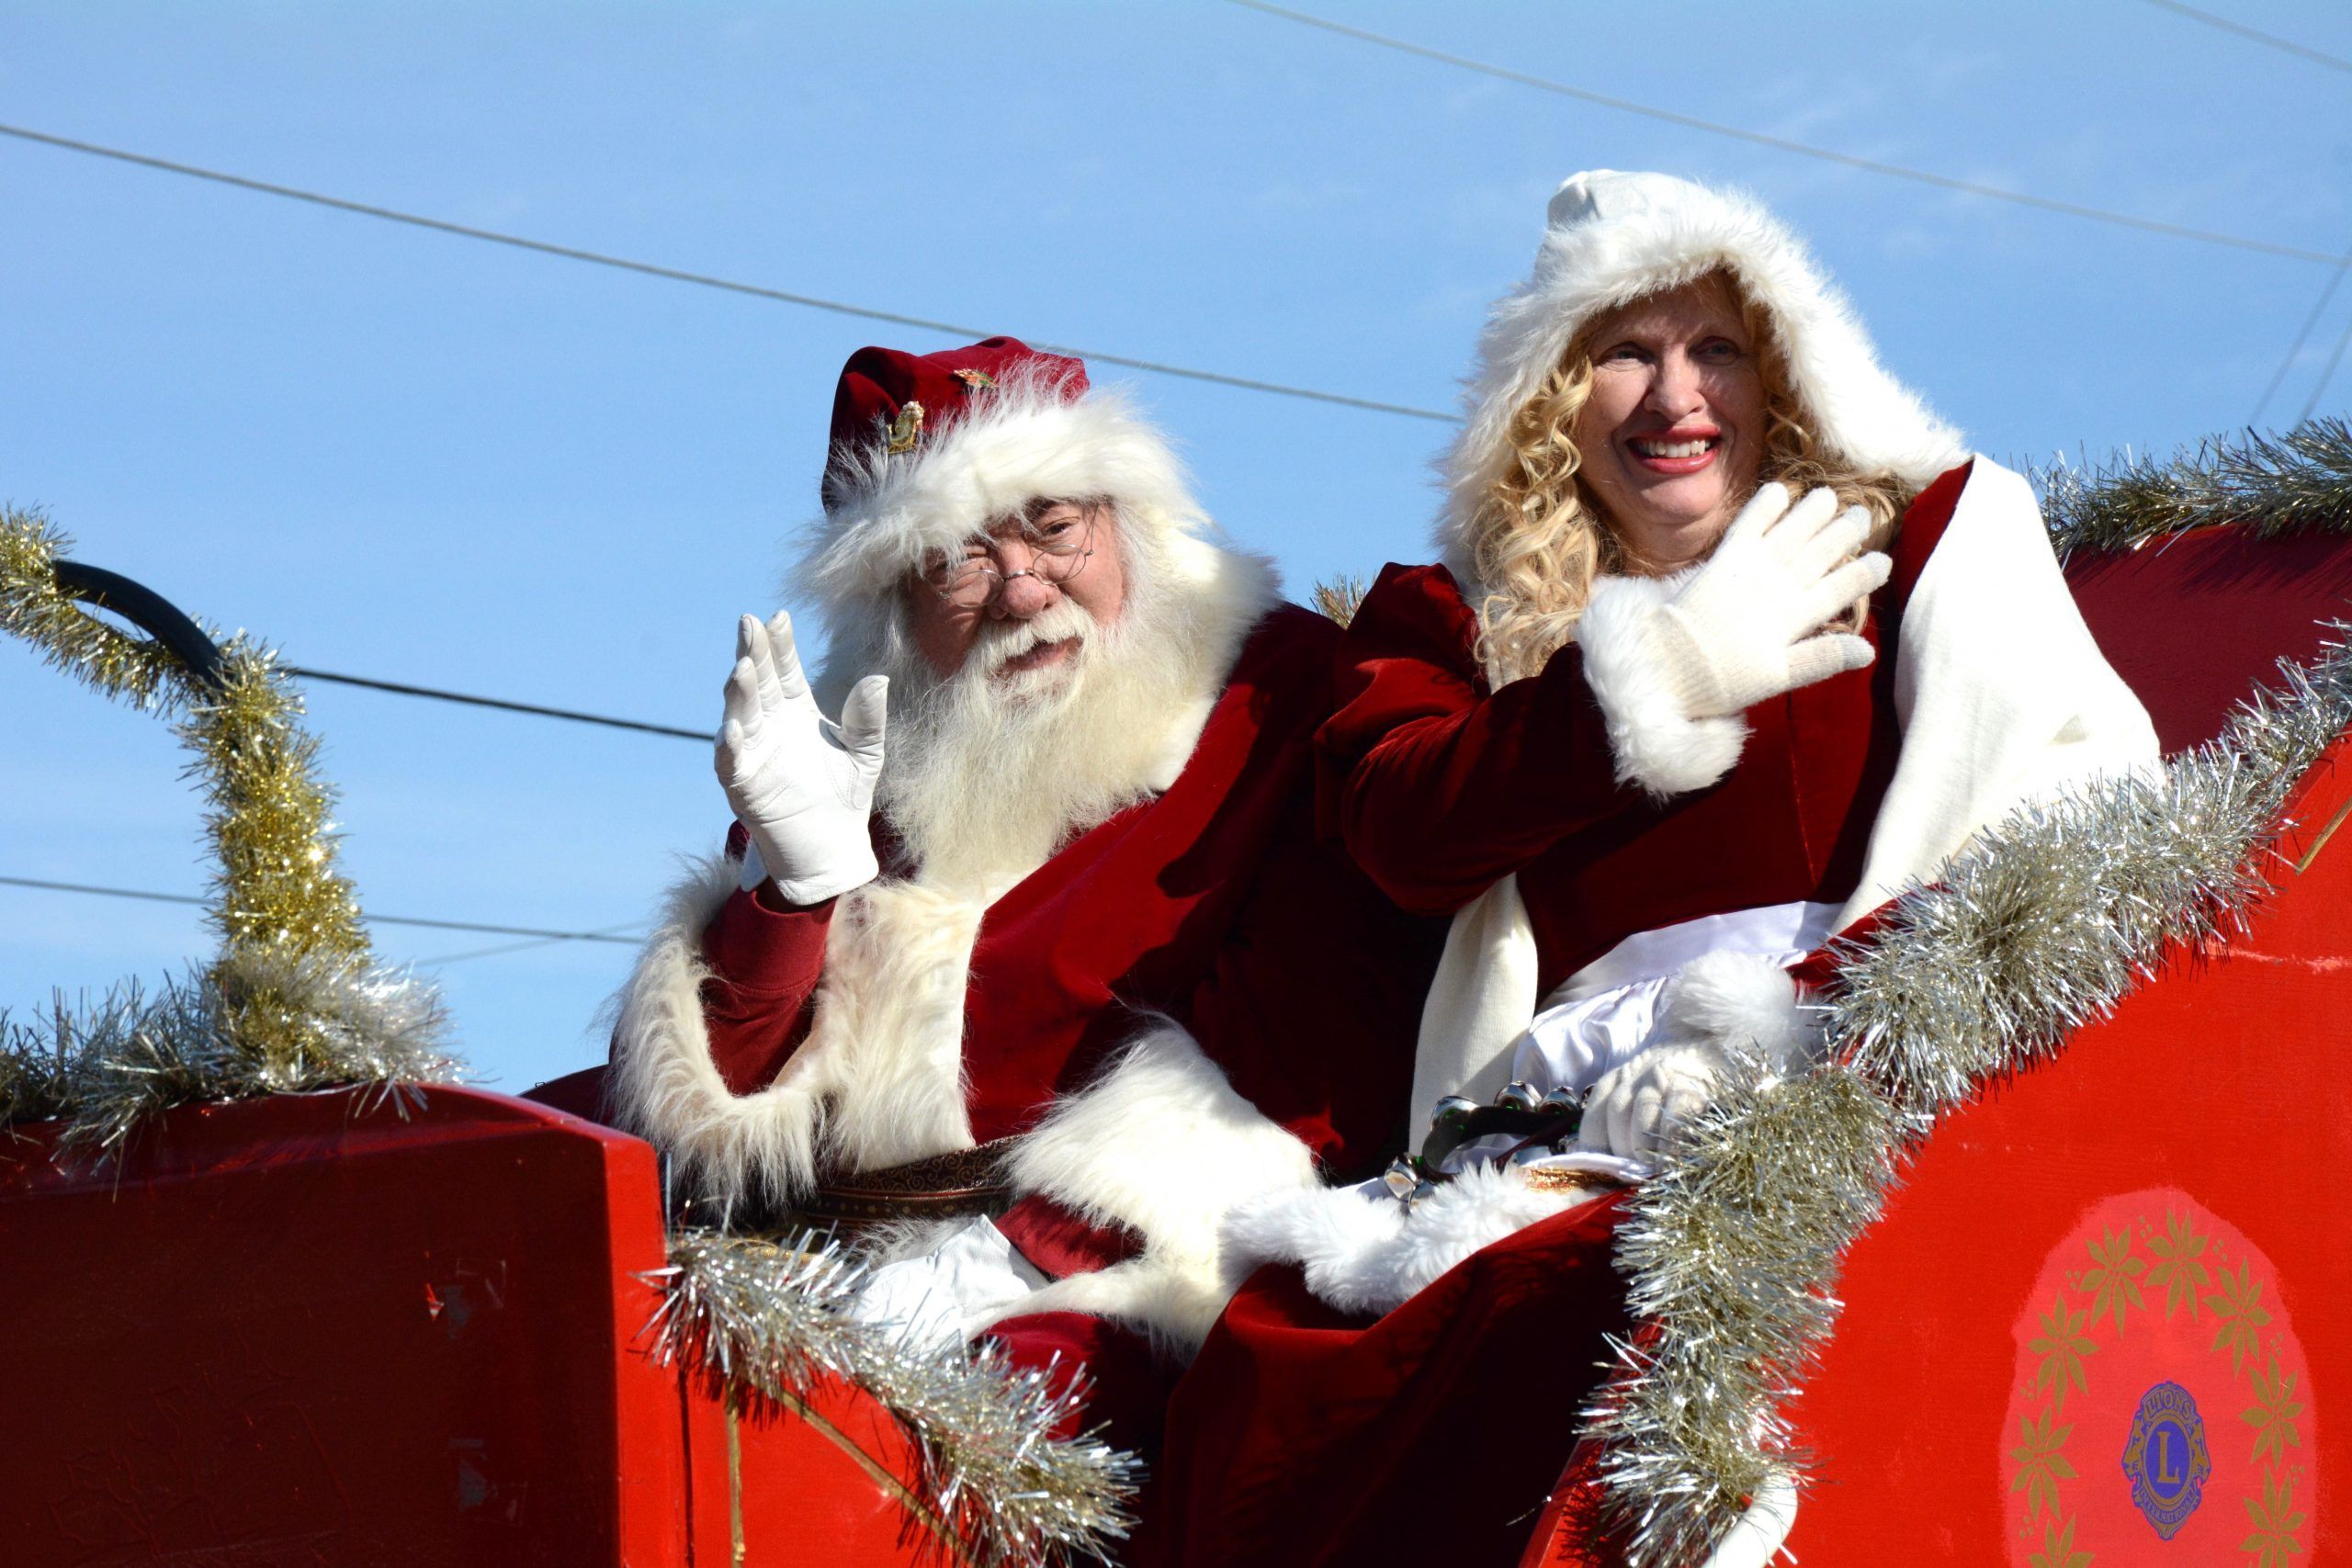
[695, 850, 834, 1096]
[1317, 563, 1643, 916]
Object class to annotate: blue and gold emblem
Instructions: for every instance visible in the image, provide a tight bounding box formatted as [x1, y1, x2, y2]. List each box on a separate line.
[2120, 1381, 2212, 1540]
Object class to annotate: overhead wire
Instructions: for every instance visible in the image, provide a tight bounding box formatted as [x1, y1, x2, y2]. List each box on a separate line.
[2252, 250, 2352, 425]
[0, 873, 644, 946]
[285, 664, 706, 741]
[2133, 0, 2352, 75]
[0, 121, 1456, 424]
[1220, 0, 2343, 266]
[2297, 307, 2352, 423]
[414, 923, 646, 966]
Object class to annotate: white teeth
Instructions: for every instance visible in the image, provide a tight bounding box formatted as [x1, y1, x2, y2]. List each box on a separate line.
[1634, 437, 1713, 459]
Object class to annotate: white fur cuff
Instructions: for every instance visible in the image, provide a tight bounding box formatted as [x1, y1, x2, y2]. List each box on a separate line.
[1220, 1162, 1600, 1317]
[1577, 576, 1747, 798]
[989, 1023, 1323, 1356]
[1657, 950, 1815, 1075]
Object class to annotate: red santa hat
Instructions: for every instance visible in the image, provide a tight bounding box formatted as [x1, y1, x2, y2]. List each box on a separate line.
[1438, 170, 1968, 585]
[799, 336, 1232, 613]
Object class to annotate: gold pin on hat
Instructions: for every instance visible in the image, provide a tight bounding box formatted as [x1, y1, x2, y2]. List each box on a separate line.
[886, 400, 925, 455]
[951, 367, 998, 391]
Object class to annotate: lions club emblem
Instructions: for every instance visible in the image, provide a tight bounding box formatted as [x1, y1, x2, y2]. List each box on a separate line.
[2119, 1381, 2212, 1538]
[2002, 1190, 2312, 1566]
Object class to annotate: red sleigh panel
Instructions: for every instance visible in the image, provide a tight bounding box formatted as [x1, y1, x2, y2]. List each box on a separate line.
[0, 1080, 980, 1567]
[1776, 526, 2352, 1564]
[1789, 732, 2352, 1562]
[0, 1088, 688, 1565]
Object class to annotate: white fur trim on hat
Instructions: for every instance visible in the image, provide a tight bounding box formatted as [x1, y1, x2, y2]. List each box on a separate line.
[1439, 169, 1967, 589]
[800, 369, 1228, 613]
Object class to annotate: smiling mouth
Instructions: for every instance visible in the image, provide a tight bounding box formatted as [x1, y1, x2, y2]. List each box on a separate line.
[1626, 432, 1723, 473]
[1629, 434, 1721, 458]
[994, 637, 1078, 678]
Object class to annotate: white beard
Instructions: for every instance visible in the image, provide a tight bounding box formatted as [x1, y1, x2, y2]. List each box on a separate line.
[874, 592, 1212, 894]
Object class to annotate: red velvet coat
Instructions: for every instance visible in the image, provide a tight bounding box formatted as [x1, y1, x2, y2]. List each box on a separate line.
[1320, 465, 1966, 991]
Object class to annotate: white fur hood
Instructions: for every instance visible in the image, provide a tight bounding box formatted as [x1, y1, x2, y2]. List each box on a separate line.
[1437, 169, 1967, 589]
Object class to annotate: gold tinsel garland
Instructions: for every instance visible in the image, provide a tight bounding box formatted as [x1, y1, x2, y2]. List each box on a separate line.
[0, 506, 458, 1147]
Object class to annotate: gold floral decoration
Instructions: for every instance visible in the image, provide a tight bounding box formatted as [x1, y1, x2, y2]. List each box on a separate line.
[2241, 1472, 2305, 1567]
[2010, 1407, 2075, 1522]
[2080, 1224, 2146, 1334]
[2028, 1513, 2092, 1568]
[2243, 1351, 2304, 1467]
[2027, 1295, 2095, 1416]
[2144, 1209, 2211, 1321]
[2205, 1259, 2272, 1376]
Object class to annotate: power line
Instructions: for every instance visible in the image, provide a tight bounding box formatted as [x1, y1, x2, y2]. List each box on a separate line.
[285, 664, 706, 741]
[0, 121, 1456, 424]
[2253, 250, 2352, 425]
[2135, 0, 2352, 74]
[2297, 306, 2352, 423]
[0, 874, 643, 945]
[1223, 0, 2343, 267]
[416, 923, 644, 966]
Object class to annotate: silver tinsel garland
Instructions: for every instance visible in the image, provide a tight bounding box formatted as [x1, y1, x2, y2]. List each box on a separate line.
[2035, 417, 2352, 554]
[0, 950, 461, 1161]
[646, 1227, 1141, 1568]
[1580, 630, 2352, 1566]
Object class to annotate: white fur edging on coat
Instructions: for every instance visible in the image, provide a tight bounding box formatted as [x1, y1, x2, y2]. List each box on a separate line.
[605, 852, 824, 1212]
[973, 1022, 1324, 1357]
[1221, 1161, 1602, 1319]
[1577, 573, 1747, 797]
[606, 859, 989, 1214]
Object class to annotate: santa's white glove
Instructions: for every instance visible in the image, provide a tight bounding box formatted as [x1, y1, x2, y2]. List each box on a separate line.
[1644, 483, 1893, 718]
[1576, 1042, 1728, 1161]
[714, 611, 888, 908]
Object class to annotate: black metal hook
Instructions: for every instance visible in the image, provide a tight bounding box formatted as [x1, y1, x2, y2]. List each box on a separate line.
[51, 559, 226, 693]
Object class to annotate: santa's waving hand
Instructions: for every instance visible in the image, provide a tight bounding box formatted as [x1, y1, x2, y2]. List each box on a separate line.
[715, 609, 888, 908]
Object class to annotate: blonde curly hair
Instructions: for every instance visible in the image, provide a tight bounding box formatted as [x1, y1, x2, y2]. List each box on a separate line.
[1468, 270, 1914, 685]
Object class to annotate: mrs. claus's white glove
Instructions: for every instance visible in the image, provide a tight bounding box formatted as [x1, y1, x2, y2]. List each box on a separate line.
[715, 611, 888, 908]
[1645, 483, 1893, 718]
[1576, 1041, 1727, 1161]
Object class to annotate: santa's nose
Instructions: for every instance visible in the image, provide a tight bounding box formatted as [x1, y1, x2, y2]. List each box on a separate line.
[990, 567, 1057, 619]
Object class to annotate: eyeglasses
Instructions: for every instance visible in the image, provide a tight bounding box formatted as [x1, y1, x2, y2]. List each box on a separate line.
[927, 509, 1099, 608]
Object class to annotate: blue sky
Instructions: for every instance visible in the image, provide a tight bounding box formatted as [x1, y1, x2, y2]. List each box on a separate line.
[6, 0, 2349, 1091]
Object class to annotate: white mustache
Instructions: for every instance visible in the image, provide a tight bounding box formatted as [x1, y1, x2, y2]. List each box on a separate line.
[978, 602, 1095, 675]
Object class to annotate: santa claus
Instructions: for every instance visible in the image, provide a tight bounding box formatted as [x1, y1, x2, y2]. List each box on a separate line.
[604, 336, 1439, 1448]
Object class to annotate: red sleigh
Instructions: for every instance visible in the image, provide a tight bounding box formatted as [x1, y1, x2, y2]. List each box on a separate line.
[6, 472, 2349, 1566]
